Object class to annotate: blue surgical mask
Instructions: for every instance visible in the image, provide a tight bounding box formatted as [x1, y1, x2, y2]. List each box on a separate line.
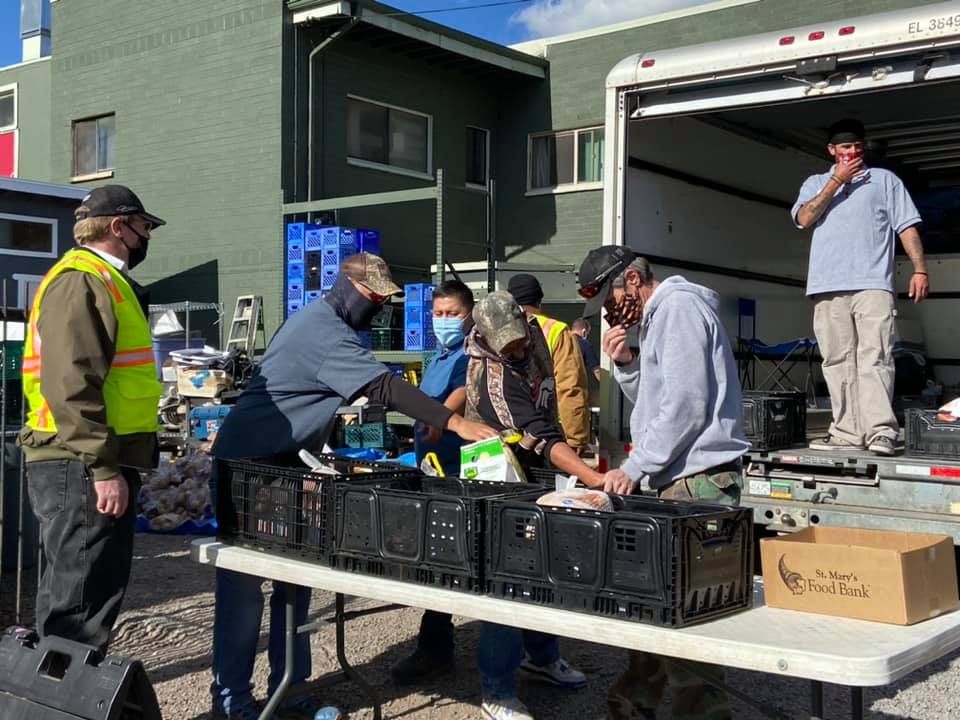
[433, 317, 465, 349]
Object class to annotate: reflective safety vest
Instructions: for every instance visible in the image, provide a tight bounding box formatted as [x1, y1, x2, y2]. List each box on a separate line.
[22, 249, 162, 435]
[531, 313, 567, 356]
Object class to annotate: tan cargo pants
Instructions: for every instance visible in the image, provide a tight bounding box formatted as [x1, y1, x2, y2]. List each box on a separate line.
[813, 290, 897, 446]
[606, 467, 741, 720]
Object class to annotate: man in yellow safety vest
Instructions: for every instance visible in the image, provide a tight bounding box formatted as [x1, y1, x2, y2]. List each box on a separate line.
[506, 273, 590, 452]
[18, 185, 164, 652]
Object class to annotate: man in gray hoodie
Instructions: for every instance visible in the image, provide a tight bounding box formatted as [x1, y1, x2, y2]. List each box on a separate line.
[578, 246, 748, 720]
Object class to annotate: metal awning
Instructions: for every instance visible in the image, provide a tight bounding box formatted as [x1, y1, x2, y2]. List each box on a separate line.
[288, 0, 547, 79]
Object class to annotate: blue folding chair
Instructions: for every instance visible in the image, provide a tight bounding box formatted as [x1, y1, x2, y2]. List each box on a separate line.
[738, 298, 818, 404]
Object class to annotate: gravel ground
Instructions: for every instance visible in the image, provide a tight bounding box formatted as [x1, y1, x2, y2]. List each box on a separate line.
[5, 533, 960, 719]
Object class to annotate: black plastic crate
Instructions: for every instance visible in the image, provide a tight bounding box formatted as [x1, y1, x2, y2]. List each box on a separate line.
[333, 476, 543, 592]
[742, 390, 806, 450]
[485, 494, 754, 627]
[217, 454, 421, 562]
[905, 408, 960, 459]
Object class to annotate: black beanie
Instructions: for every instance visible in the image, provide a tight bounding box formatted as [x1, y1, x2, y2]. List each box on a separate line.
[507, 273, 544, 306]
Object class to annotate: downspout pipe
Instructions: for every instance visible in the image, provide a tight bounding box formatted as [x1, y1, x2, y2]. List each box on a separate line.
[306, 10, 360, 220]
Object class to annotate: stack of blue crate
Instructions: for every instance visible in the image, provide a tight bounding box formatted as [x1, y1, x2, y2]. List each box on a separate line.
[286, 223, 307, 316]
[404, 283, 436, 352]
[285, 223, 382, 318]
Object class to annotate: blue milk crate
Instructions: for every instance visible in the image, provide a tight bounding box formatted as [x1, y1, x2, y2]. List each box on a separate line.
[304, 224, 324, 250]
[358, 229, 380, 256]
[321, 266, 338, 290]
[305, 290, 323, 305]
[287, 242, 304, 265]
[404, 327, 437, 352]
[287, 262, 304, 282]
[320, 227, 359, 265]
[286, 222, 306, 246]
[286, 302, 302, 317]
[190, 405, 232, 440]
[287, 282, 304, 304]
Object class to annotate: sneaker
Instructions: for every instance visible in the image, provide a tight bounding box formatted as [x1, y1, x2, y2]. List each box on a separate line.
[210, 705, 259, 720]
[867, 435, 896, 456]
[481, 696, 534, 720]
[391, 648, 455, 684]
[518, 656, 587, 689]
[276, 696, 343, 720]
[808, 435, 864, 452]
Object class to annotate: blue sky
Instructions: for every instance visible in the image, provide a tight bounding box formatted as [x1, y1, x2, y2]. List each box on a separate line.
[0, 0, 715, 69]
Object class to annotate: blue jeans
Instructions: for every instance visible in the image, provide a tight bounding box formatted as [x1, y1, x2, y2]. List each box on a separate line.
[478, 622, 559, 699]
[210, 568, 313, 714]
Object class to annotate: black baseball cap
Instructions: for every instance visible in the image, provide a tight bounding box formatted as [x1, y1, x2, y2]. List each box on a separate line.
[75, 185, 166, 227]
[577, 245, 638, 318]
[828, 118, 865, 145]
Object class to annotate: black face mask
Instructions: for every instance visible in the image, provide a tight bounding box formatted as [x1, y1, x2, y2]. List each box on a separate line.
[324, 273, 382, 330]
[123, 223, 150, 270]
[505, 349, 532, 372]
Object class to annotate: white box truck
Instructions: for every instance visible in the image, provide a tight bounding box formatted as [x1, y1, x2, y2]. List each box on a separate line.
[599, 2, 960, 540]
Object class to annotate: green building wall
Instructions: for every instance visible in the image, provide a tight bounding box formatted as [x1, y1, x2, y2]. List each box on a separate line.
[497, 0, 948, 270]
[0, 57, 51, 182]
[48, 0, 286, 335]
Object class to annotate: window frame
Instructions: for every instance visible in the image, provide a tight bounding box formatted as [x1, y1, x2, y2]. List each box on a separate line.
[526, 125, 605, 196]
[13, 273, 45, 310]
[0, 83, 17, 132]
[465, 125, 490, 190]
[71, 113, 116, 182]
[346, 94, 433, 180]
[0, 211, 58, 259]
[0, 83, 17, 178]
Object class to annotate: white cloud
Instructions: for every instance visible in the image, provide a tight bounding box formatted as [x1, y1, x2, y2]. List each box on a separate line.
[511, 0, 719, 38]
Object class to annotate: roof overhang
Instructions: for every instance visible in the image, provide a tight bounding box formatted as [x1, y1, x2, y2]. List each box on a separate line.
[0, 177, 88, 201]
[290, 0, 547, 79]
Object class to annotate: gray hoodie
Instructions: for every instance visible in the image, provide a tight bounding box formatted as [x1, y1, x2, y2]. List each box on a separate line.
[614, 275, 748, 490]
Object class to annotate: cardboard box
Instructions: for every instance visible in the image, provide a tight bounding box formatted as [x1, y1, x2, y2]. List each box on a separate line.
[176, 368, 231, 399]
[761, 526, 959, 625]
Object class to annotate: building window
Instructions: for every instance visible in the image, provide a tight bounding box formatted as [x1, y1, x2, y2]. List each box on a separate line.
[346, 96, 431, 177]
[0, 88, 14, 130]
[466, 126, 489, 187]
[0, 213, 57, 258]
[528, 126, 605, 192]
[0, 85, 16, 178]
[72, 114, 115, 179]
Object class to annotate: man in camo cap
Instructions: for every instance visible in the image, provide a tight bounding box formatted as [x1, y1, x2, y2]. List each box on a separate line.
[464, 291, 605, 720]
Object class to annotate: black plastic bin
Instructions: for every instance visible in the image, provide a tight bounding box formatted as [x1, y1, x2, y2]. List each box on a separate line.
[905, 408, 960, 459]
[742, 390, 806, 451]
[485, 494, 754, 627]
[216, 454, 421, 563]
[333, 476, 543, 592]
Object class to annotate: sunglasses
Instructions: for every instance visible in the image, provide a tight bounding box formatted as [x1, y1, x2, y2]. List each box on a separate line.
[578, 260, 626, 299]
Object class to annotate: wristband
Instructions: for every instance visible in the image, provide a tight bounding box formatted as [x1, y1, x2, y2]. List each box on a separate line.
[830, 175, 844, 185]
[913, 272, 928, 276]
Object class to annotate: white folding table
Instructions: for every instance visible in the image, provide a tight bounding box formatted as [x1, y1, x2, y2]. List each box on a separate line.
[192, 538, 960, 720]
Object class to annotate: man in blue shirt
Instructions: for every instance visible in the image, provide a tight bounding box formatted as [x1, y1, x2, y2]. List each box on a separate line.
[210, 257, 494, 720]
[391, 279, 473, 684]
[792, 119, 929, 456]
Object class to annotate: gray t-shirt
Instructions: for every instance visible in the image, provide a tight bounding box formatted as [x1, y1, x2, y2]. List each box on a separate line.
[791, 167, 921, 296]
[213, 300, 386, 460]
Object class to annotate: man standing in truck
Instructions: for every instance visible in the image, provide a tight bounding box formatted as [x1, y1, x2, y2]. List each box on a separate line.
[792, 118, 929, 456]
